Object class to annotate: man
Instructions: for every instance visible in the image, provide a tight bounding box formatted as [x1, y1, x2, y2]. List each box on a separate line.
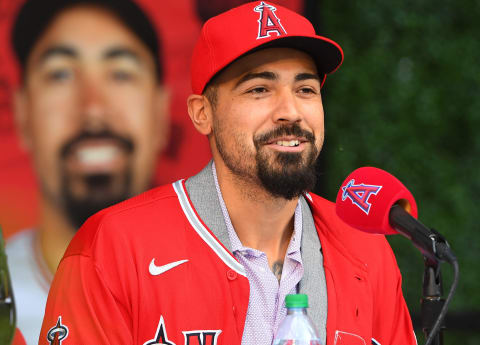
[6, 1, 168, 344]
[40, 2, 417, 345]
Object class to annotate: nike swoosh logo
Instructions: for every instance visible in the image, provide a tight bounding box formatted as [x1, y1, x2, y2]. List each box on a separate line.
[149, 259, 189, 276]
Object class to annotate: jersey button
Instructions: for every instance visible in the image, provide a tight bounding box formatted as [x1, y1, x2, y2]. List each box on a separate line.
[227, 270, 237, 280]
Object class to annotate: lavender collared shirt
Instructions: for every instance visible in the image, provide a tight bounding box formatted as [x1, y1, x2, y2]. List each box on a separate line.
[212, 163, 304, 345]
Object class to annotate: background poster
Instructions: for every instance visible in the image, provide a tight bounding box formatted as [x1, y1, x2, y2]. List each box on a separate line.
[1, 0, 478, 342]
[0, 0, 303, 238]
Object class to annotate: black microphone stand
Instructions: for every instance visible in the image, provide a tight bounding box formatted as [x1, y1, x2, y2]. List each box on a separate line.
[389, 206, 459, 345]
[421, 257, 445, 345]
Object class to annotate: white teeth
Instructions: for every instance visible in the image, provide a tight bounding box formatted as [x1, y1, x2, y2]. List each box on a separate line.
[76, 146, 119, 165]
[275, 140, 300, 147]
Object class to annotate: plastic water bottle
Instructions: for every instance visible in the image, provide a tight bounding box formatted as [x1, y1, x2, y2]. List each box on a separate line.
[273, 294, 323, 345]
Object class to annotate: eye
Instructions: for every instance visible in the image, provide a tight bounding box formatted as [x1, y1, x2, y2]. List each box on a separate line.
[46, 68, 73, 82]
[298, 86, 318, 95]
[111, 69, 136, 82]
[247, 86, 268, 94]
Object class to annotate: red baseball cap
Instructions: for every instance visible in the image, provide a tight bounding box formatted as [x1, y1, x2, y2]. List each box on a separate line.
[191, 1, 344, 94]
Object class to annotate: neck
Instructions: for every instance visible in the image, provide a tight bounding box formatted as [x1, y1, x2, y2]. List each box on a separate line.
[37, 196, 75, 274]
[214, 160, 299, 266]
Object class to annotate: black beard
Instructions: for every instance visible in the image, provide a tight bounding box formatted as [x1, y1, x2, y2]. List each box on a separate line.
[253, 124, 319, 200]
[58, 129, 135, 230]
[62, 173, 132, 230]
[215, 122, 319, 200]
[256, 143, 318, 200]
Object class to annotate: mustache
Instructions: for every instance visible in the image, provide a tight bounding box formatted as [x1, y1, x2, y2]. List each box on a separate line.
[60, 129, 134, 159]
[254, 124, 315, 146]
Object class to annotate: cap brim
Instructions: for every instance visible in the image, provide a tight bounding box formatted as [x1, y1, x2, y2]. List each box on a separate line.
[246, 35, 344, 76]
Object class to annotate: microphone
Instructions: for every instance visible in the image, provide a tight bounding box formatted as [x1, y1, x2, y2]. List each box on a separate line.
[335, 167, 454, 264]
[335, 167, 459, 345]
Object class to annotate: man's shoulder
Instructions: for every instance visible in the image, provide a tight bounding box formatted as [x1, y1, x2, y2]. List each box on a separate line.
[306, 192, 395, 268]
[304, 192, 341, 229]
[64, 182, 186, 258]
[6, 229, 37, 278]
[5, 228, 49, 320]
[5, 229, 37, 276]
[5, 229, 35, 255]
[104, 182, 179, 214]
[307, 192, 383, 240]
[93, 182, 182, 225]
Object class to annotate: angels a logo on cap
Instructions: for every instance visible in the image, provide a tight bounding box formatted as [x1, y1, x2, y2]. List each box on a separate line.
[254, 1, 287, 39]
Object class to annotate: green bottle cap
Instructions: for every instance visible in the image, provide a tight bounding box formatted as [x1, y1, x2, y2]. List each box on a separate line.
[285, 294, 309, 308]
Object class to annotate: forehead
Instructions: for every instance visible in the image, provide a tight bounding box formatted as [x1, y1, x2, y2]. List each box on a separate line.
[27, 5, 151, 64]
[215, 47, 319, 84]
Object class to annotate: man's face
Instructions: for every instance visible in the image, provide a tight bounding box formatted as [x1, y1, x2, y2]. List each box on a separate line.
[209, 48, 324, 199]
[15, 5, 168, 228]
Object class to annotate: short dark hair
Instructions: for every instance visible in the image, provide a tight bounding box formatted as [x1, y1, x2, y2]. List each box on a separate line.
[11, 0, 164, 82]
[203, 80, 218, 111]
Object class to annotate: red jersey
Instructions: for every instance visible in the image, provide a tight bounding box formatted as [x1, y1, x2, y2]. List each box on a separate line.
[39, 180, 416, 345]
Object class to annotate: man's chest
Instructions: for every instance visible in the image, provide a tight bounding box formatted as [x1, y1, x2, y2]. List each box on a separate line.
[129, 233, 250, 345]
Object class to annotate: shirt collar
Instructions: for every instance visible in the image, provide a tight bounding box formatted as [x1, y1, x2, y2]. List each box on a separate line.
[211, 162, 303, 258]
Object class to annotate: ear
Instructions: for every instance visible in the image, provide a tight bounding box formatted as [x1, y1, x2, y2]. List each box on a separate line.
[13, 88, 33, 152]
[187, 94, 212, 136]
[152, 85, 170, 152]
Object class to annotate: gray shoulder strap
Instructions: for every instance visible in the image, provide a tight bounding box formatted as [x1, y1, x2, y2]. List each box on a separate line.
[185, 161, 232, 250]
[299, 196, 327, 343]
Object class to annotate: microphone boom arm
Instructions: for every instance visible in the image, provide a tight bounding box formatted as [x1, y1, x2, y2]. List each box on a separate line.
[389, 204, 454, 264]
[388, 204, 459, 345]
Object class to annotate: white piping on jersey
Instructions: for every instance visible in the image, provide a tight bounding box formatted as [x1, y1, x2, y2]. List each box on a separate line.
[334, 331, 366, 345]
[173, 180, 247, 277]
[372, 338, 381, 345]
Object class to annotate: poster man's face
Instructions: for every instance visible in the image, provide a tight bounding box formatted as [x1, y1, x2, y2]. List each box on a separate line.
[15, 5, 168, 227]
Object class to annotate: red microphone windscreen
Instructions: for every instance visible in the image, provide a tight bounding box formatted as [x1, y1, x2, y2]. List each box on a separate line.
[335, 167, 418, 235]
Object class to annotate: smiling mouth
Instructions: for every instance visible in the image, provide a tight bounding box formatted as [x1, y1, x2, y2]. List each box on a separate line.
[76, 145, 121, 165]
[266, 135, 308, 147]
[254, 124, 315, 152]
[275, 139, 300, 147]
[63, 139, 132, 175]
[262, 138, 310, 154]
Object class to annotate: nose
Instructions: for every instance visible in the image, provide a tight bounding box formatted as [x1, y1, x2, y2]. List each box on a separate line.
[80, 75, 108, 132]
[271, 88, 302, 124]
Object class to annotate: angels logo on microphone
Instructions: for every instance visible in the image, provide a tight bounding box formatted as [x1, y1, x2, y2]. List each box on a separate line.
[254, 1, 287, 39]
[342, 179, 382, 215]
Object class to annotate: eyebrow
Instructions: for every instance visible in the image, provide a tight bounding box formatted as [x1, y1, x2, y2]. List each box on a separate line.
[295, 73, 320, 82]
[233, 71, 320, 89]
[103, 47, 141, 65]
[39, 45, 77, 64]
[234, 71, 277, 89]
[38, 45, 142, 66]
